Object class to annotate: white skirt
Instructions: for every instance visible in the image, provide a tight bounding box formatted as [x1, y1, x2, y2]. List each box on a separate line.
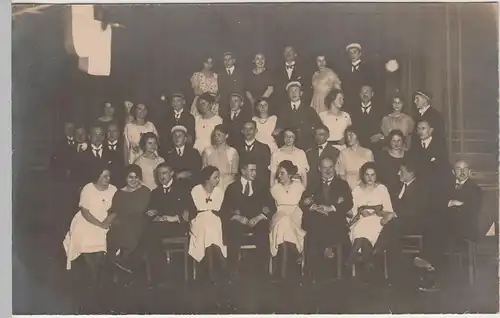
[63, 211, 108, 270]
[269, 205, 306, 257]
[349, 214, 383, 246]
[188, 211, 227, 262]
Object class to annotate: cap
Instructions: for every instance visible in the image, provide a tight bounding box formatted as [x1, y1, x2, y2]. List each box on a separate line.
[171, 125, 188, 134]
[171, 92, 185, 99]
[285, 81, 302, 91]
[346, 43, 362, 52]
[229, 92, 244, 100]
[223, 51, 234, 57]
[415, 90, 432, 101]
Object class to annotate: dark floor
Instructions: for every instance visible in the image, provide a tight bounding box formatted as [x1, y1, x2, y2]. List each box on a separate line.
[13, 170, 500, 314]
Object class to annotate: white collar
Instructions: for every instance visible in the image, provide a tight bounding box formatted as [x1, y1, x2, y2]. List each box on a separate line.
[174, 108, 184, 115]
[162, 179, 173, 189]
[405, 178, 416, 186]
[176, 145, 185, 152]
[108, 140, 118, 145]
[66, 136, 74, 141]
[91, 144, 103, 150]
[240, 177, 251, 185]
[245, 139, 256, 146]
[231, 109, 241, 115]
[361, 101, 372, 108]
[322, 177, 334, 184]
[419, 105, 431, 115]
[456, 178, 468, 186]
[226, 65, 235, 72]
[285, 61, 296, 67]
[318, 142, 328, 149]
[291, 100, 301, 108]
[352, 59, 362, 67]
[421, 136, 433, 146]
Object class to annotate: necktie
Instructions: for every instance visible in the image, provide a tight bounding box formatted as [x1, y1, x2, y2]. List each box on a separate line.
[77, 144, 83, 152]
[67, 139, 75, 146]
[163, 186, 171, 194]
[455, 182, 461, 189]
[227, 69, 232, 76]
[421, 140, 426, 149]
[286, 64, 294, 70]
[177, 148, 182, 156]
[362, 107, 370, 114]
[352, 65, 359, 72]
[243, 182, 250, 196]
[175, 113, 181, 120]
[292, 103, 297, 111]
[398, 183, 407, 199]
[231, 112, 237, 121]
[246, 143, 253, 152]
[322, 180, 331, 202]
[94, 149, 101, 158]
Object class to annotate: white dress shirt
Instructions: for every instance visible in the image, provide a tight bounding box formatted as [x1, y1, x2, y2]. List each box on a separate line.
[291, 100, 301, 111]
[285, 61, 296, 79]
[421, 136, 432, 149]
[361, 101, 372, 114]
[245, 139, 256, 152]
[241, 177, 254, 196]
[418, 105, 431, 116]
[398, 178, 415, 199]
[226, 65, 235, 76]
[351, 59, 361, 72]
[176, 145, 185, 156]
[318, 142, 328, 156]
[174, 109, 184, 120]
[91, 144, 103, 158]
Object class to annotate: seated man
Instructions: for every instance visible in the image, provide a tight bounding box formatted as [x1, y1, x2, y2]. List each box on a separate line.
[301, 156, 353, 281]
[414, 159, 482, 291]
[306, 125, 340, 185]
[143, 163, 190, 287]
[223, 92, 251, 148]
[221, 159, 274, 277]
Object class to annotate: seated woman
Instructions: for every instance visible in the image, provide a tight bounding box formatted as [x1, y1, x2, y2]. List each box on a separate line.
[143, 163, 190, 287]
[106, 164, 151, 278]
[202, 124, 239, 192]
[95, 101, 118, 133]
[252, 98, 278, 153]
[269, 160, 307, 282]
[188, 166, 228, 284]
[379, 92, 414, 148]
[133, 132, 165, 190]
[193, 93, 223, 154]
[346, 162, 396, 280]
[63, 166, 117, 288]
[319, 89, 351, 151]
[124, 103, 158, 164]
[335, 126, 374, 190]
[270, 128, 309, 188]
[375, 129, 407, 194]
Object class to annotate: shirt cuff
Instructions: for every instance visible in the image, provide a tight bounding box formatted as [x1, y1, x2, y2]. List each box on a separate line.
[260, 213, 268, 220]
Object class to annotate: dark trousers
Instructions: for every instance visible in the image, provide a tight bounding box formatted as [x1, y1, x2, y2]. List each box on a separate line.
[226, 219, 269, 275]
[141, 221, 189, 282]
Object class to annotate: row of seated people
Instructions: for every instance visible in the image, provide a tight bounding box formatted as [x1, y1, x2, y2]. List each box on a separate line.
[62, 140, 481, 291]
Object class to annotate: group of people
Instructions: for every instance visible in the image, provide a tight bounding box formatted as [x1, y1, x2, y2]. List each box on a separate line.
[55, 43, 482, 292]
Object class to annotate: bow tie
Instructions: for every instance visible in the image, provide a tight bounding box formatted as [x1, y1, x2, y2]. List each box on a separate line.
[67, 138, 75, 145]
[205, 197, 212, 204]
[455, 182, 463, 189]
[286, 64, 295, 70]
[318, 145, 324, 150]
[322, 179, 333, 185]
[246, 143, 254, 150]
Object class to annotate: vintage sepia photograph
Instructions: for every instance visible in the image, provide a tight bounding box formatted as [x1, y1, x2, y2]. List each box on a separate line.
[12, 2, 499, 314]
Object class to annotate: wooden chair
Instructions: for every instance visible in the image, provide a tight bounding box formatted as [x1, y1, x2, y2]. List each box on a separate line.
[350, 250, 388, 280]
[145, 236, 192, 282]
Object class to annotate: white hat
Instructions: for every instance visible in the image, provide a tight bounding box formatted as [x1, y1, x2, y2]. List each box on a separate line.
[346, 43, 362, 52]
[171, 125, 188, 134]
[285, 81, 302, 91]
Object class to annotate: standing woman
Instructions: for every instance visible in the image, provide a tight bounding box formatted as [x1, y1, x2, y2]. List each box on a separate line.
[133, 132, 165, 190]
[269, 160, 307, 282]
[202, 124, 239, 192]
[96, 101, 118, 133]
[107, 164, 151, 275]
[193, 93, 223, 154]
[270, 128, 309, 188]
[336, 126, 374, 190]
[123, 100, 134, 125]
[63, 166, 117, 286]
[380, 92, 415, 148]
[310, 55, 341, 114]
[252, 98, 278, 153]
[188, 166, 228, 284]
[190, 57, 219, 117]
[123, 103, 158, 164]
[346, 162, 395, 280]
[375, 129, 407, 193]
[245, 53, 274, 113]
[319, 89, 352, 151]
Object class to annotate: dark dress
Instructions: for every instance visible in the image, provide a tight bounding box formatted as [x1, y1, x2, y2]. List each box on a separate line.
[375, 150, 405, 194]
[107, 186, 151, 258]
[246, 70, 274, 111]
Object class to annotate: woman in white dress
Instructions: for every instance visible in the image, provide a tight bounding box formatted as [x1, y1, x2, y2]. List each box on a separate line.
[193, 93, 223, 154]
[202, 124, 239, 192]
[336, 126, 374, 190]
[123, 103, 158, 164]
[346, 162, 396, 277]
[270, 128, 309, 188]
[310, 55, 342, 114]
[269, 160, 307, 281]
[133, 132, 165, 190]
[319, 89, 352, 151]
[188, 166, 227, 284]
[190, 57, 219, 116]
[252, 98, 278, 153]
[63, 166, 117, 286]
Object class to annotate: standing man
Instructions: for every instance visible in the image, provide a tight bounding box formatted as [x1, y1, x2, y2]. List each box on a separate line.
[306, 125, 340, 185]
[235, 120, 271, 188]
[223, 93, 251, 148]
[76, 125, 112, 187]
[105, 122, 124, 186]
[218, 52, 246, 118]
[301, 157, 353, 281]
[275, 82, 323, 151]
[274, 46, 309, 109]
[413, 90, 446, 144]
[159, 92, 195, 157]
[341, 43, 375, 109]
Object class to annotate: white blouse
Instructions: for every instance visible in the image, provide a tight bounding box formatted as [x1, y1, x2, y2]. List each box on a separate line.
[191, 184, 224, 212]
[319, 110, 352, 142]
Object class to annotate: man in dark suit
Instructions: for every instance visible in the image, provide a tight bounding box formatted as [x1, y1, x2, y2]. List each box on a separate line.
[75, 125, 112, 187]
[306, 125, 340, 185]
[105, 122, 124, 186]
[414, 160, 482, 291]
[349, 85, 386, 151]
[51, 121, 77, 179]
[142, 163, 190, 287]
[223, 93, 251, 148]
[274, 46, 309, 109]
[218, 52, 246, 118]
[235, 120, 271, 188]
[221, 159, 274, 277]
[159, 93, 195, 157]
[165, 125, 202, 189]
[275, 82, 323, 151]
[373, 160, 429, 286]
[301, 156, 353, 281]
[413, 90, 446, 144]
[341, 43, 376, 109]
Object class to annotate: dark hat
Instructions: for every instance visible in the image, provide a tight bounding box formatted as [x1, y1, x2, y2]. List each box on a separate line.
[415, 90, 432, 101]
[223, 51, 234, 57]
[199, 92, 216, 103]
[171, 92, 185, 99]
[229, 92, 244, 100]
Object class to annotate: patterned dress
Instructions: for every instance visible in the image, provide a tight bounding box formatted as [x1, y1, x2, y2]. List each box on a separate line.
[190, 72, 219, 116]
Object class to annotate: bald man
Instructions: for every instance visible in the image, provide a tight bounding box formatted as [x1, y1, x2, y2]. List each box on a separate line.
[414, 160, 482, 291]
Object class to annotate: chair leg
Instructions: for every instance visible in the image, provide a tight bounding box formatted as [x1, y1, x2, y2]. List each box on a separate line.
[184, 244, 189, 282]
[383, 251, 389, 281]
[192, 259, 197, 281]
[269, 256, 273, 276]
[468, 241, 476, 286]
[336, 245, 342, 280]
